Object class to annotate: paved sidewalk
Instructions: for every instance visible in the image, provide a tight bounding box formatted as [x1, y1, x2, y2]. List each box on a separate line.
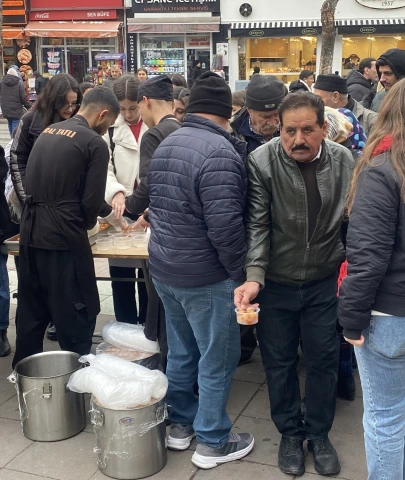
[0, 262, 367, 480]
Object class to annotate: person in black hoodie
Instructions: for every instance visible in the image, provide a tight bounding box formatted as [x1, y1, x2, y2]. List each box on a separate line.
[289, 70, 315, 93]
[346, 57, 378, 102]
[0, 68, 31, 136]
[188, 60, 202, 89]
[0, 145, 12, 356]
[339, 79, 405, 480]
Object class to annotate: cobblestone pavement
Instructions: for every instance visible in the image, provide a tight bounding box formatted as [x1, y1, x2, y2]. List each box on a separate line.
[0, 120, 367, 480]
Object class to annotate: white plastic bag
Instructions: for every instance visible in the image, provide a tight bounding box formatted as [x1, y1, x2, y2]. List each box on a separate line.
[80, 354, 168, 400]
[67, 366, 152, 410]
[102, 321, 160, 354]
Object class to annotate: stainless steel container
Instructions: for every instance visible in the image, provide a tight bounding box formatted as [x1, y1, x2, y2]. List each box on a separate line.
[91, 397, 167, 479]
[12, 351, 86, 442]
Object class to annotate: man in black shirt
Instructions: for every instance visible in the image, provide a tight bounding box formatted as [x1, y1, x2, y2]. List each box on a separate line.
[13, 87, 120, 367]
[125, 75, 181, 217]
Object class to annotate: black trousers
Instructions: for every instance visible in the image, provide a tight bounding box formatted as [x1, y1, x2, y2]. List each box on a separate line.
[109, 266, 148, 324]
[13, 246, 97, 368]
[256, 273, 339, 440]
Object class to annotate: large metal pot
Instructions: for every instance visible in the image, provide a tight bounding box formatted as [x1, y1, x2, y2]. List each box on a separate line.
[11, 351, 86, 442]
[91, 397, 167, 479]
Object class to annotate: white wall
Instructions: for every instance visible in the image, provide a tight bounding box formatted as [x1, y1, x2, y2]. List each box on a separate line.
[221, 0, 405, 22]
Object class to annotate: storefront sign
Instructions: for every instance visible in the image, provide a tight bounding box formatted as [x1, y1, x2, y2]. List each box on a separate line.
[235, 27, 321, 38]
[338, 23, 405, 33]
[126, 32, 137, 74]
[132, 0, 220, 14]
[3, 0, 27, 24]
[29, 10, 117, 20]
[30, 0, 122, 10]
[43, 47, 62, 75]
[186, 35, 210, 48]
[356, 0, 405, 9]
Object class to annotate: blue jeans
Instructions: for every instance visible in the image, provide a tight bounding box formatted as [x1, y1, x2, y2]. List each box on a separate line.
[355, 315, 405, 480]
[0, 254, 10, 330]
[153, 278, 240, 448]
[6, 118, 19, 137]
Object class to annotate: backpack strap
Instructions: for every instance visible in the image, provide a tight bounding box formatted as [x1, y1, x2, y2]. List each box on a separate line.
[108, 127, 116, 175]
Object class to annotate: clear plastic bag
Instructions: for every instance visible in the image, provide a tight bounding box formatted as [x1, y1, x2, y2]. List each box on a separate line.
[102, 321, 160, 354]
[80, 354, 168, 400]
[67, 366, 153, 410]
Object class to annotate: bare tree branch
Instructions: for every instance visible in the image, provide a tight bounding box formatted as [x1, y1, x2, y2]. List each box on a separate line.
[319, 0, 340, 74]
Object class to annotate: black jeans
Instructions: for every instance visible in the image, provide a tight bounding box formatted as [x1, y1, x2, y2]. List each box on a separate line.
[13, 247, 97, 368]
[109, 266, 148, 324]
[257, 273, 339, 440]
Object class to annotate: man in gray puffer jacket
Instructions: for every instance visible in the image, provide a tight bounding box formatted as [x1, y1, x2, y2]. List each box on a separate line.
[0, 68, 31, 136]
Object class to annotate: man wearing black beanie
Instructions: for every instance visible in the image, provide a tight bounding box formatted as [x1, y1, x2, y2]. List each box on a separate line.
[147, 71, 254, 468]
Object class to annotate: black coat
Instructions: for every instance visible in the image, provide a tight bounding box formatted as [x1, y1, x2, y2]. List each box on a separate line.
[34, 75, 48, 96]
[346, 70, 372, 102]
[289, 80, 310, 93]
[0, 146, 12, 244]
[0, 75, 31, 119]
[188, 66, 202, 88]
[339, 154, 405, 339]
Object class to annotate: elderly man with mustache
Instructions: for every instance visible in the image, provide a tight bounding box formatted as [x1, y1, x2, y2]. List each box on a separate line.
[234, 91, 355, 478]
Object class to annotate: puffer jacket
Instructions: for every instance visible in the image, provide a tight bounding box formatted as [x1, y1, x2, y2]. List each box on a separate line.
[10, 109, 43, 205]
[339, 148, 405, 340]
[148, 114, 248, 288]
[346, 70, 372, 102]
[0, 74, 31, 119]
[245, 138, 355, 287]
[103, 114, 148, 205]
[289, 80, 310, 93]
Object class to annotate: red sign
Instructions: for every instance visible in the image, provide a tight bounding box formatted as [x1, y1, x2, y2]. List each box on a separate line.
[30, 0, 122, 10]
[29, 9, 117, 20]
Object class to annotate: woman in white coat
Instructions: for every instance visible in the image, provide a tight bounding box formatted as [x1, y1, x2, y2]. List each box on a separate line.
[104, 75, 148, 324]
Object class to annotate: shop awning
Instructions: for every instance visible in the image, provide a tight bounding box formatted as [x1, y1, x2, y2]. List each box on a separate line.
[337, 18, 405, 34]
[127, 17, 220, 34]
[24, 20, 121, 38]
[2, 27, 25, 39]
[230, 20, 322, 37]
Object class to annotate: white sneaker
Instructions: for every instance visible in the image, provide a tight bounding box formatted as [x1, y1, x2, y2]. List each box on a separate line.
[192, 432, 255, 469]
[167, 424, 196, 451]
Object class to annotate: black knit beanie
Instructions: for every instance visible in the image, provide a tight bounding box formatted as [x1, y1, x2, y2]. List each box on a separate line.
[137, 75, 173, 102]
[246, 74, 286, 111]
[377, 48, 405, 80]
[314, 74, 348, 94]
[187, 71, 232, 119]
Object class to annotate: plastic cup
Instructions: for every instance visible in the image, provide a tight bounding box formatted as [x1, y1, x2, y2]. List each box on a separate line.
[114, 237, 132, 249]
[96, 238, 113, 251]
[235, 307, 260, 325]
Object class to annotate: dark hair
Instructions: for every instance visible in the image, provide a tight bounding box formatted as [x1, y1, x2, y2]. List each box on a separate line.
[299, 70, 315, 80]
[34, 73, 82, 130]
[82, 86, 120, 117]
[79, 82, 94, 95]
[173, 87, 190, 105]
[358, 57, 376, 75]
[137, 68, 148, 77]
[113, 75, 140, 102]
[253, 66, 261, 74]
[279, 91, 325, 128]
[232, 90, 246, 108]
[33, 70, 40, 77]
[344, 62, 355, 69]
[171, 74, 188, 88]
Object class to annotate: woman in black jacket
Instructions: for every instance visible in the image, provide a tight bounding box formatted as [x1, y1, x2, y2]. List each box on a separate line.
[339, 79, 405, 480]
[0, 68, 31, 136]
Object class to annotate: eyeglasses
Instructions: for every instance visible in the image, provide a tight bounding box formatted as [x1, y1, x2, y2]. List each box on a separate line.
[62, 102, 80, 111]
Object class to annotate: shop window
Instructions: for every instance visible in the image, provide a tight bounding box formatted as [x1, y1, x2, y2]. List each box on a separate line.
[41, 37, 64, 46]
[90, 38, 116, 46]
[140, 35, 185, 77]
[342, 35, 405, 76]
[42, 46, 66, 76]
[244, 36, 317, 82]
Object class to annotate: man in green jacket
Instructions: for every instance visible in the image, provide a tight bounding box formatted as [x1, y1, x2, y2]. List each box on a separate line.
[235, 92, 354, 477]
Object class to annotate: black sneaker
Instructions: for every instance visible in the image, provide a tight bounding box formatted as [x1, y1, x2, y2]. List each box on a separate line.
[308, 437, 341, 476]
[278, 436, 305, 476]
[192, 432, 254, 469]
[337, 374, 356, 401]
[0, 329, 11, 357]
[46, 322, 57, 341]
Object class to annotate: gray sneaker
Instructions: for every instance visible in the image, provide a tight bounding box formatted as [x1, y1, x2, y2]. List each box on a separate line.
[167, 424, 196, 451]
[192, 432, 254, 469]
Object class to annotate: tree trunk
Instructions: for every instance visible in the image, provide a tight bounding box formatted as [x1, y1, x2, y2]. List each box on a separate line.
[319, 0, 340, 74]
[0, 0, 3, 80]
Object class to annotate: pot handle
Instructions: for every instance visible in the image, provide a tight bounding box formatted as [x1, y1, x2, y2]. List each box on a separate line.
[91, 409, 104, 427]
[42, 382, 52, 399]
[7, 372, 17, 384]
[156, 403, 168, 423]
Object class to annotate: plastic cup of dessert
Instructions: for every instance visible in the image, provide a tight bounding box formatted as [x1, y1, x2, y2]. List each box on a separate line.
[235, 307, 260, 325]
[96, 238, 113, 251]
[114, 237, 132, 249]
